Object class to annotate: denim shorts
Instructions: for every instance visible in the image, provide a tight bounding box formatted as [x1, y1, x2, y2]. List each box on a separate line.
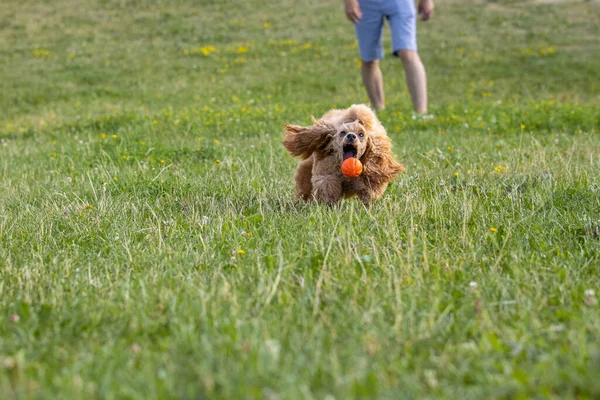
[355, 0, 417, 62]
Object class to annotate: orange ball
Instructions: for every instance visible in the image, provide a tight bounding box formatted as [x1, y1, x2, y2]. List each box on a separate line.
[341, 157, 363, 178]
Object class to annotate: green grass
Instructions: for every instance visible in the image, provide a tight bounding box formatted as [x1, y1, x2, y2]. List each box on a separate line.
[1, 0, 600, 398]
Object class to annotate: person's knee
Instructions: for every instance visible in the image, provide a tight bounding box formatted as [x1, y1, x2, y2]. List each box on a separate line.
[361, 59, 380, 70]
[396, 49, 420, 64]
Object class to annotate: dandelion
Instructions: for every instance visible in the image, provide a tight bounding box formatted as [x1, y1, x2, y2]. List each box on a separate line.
[113, 176, 118, 181]
[237, 249, 245, 255]
[140, 141, 146, 145]
[236, 46, 249, 54]
[112, 134, 117, 139]
[494, 165, 507, 173]
[447, 146, 453, 152]
[86, 205, 94, 210]
[152, 120, 157, 125]
[520, 123, 526, 129]
[215, 159, 220, 163]
[52, 140, 57, 145]
[263, 21, 271, 28]
[245, 232, 252, 237]
[122, 155, 127, 160]
[160, 160, 165, 164]
[51, 152, 57, 158]
[184, 49, 189, 55]
[213, 140, 219, 145]
[453, 171, 460, 177]
[489, 227, 497, 233]
[101, 133, 108, 139]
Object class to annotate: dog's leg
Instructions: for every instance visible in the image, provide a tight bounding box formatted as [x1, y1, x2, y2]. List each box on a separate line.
[295, 158, 314, 200]
[357, 182, 388, 206]
[312, 175, 342, 205]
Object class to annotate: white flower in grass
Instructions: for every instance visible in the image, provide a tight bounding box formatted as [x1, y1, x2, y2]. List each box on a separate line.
[202, 216, 210, 225]
[585, 289, 596, 305]
[130, 343, 141, 355]
[469, 281, 478, 289]
[65, 177, 72, 183]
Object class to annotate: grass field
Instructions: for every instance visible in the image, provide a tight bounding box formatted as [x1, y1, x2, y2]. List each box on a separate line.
[1, 0, 600, 398]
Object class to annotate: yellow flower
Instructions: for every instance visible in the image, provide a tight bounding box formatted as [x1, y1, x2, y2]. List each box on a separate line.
[51, 153, 57, 158]
[112, 134, 117, 139]
[489, 227, 497, 233]
[184, 49, 189, 55]
[52, 140, 56, 145]
[520, 123, 526, 129]
[453, 171, 459, 177]
[33, 49, 51, 58]
[199, 45, 216, 56]
[152, 120, 157, 125]
[237, 249, 245, 254]
[140, 141, 146, 145]
[263, 21, 271, 28]
[447, 146, 453, 151]
[245, 232, 252, 237]
[160, 159, 165, 164]
[216, 159, 220, 163]
[113, 176, 118, 181]
[213, 140, 219, 145]
[122, 155, 127, 160]
[101, 133, 108, 139]
[86, 205, 94, 209]
[236, 46, 249, 54]
[494, 165, 507, 173]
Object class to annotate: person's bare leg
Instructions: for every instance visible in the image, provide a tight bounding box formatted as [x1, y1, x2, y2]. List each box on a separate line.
[361, 60, 385, 111]
[397, 50, 427, 113]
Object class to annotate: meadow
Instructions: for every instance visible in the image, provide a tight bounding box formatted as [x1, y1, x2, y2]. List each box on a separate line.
[1, 0, 600, 398]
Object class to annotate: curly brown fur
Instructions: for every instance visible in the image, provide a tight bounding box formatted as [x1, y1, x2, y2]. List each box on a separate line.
[282, 104, 405, 206]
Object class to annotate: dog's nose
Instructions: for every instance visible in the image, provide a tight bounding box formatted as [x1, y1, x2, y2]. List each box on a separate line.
[346, 133, 357, 142]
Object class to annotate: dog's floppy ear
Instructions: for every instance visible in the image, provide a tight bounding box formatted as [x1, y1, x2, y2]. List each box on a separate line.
[283, 121, 336, 159]
[360, 131, 405, 185]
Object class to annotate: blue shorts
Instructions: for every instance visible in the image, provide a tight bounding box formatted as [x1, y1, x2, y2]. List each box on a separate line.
[355, 0, 417, 62]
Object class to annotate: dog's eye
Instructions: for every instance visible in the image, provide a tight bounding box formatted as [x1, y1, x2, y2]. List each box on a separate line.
[339, 131, 346, 136]
[358, 133, 364, 138]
